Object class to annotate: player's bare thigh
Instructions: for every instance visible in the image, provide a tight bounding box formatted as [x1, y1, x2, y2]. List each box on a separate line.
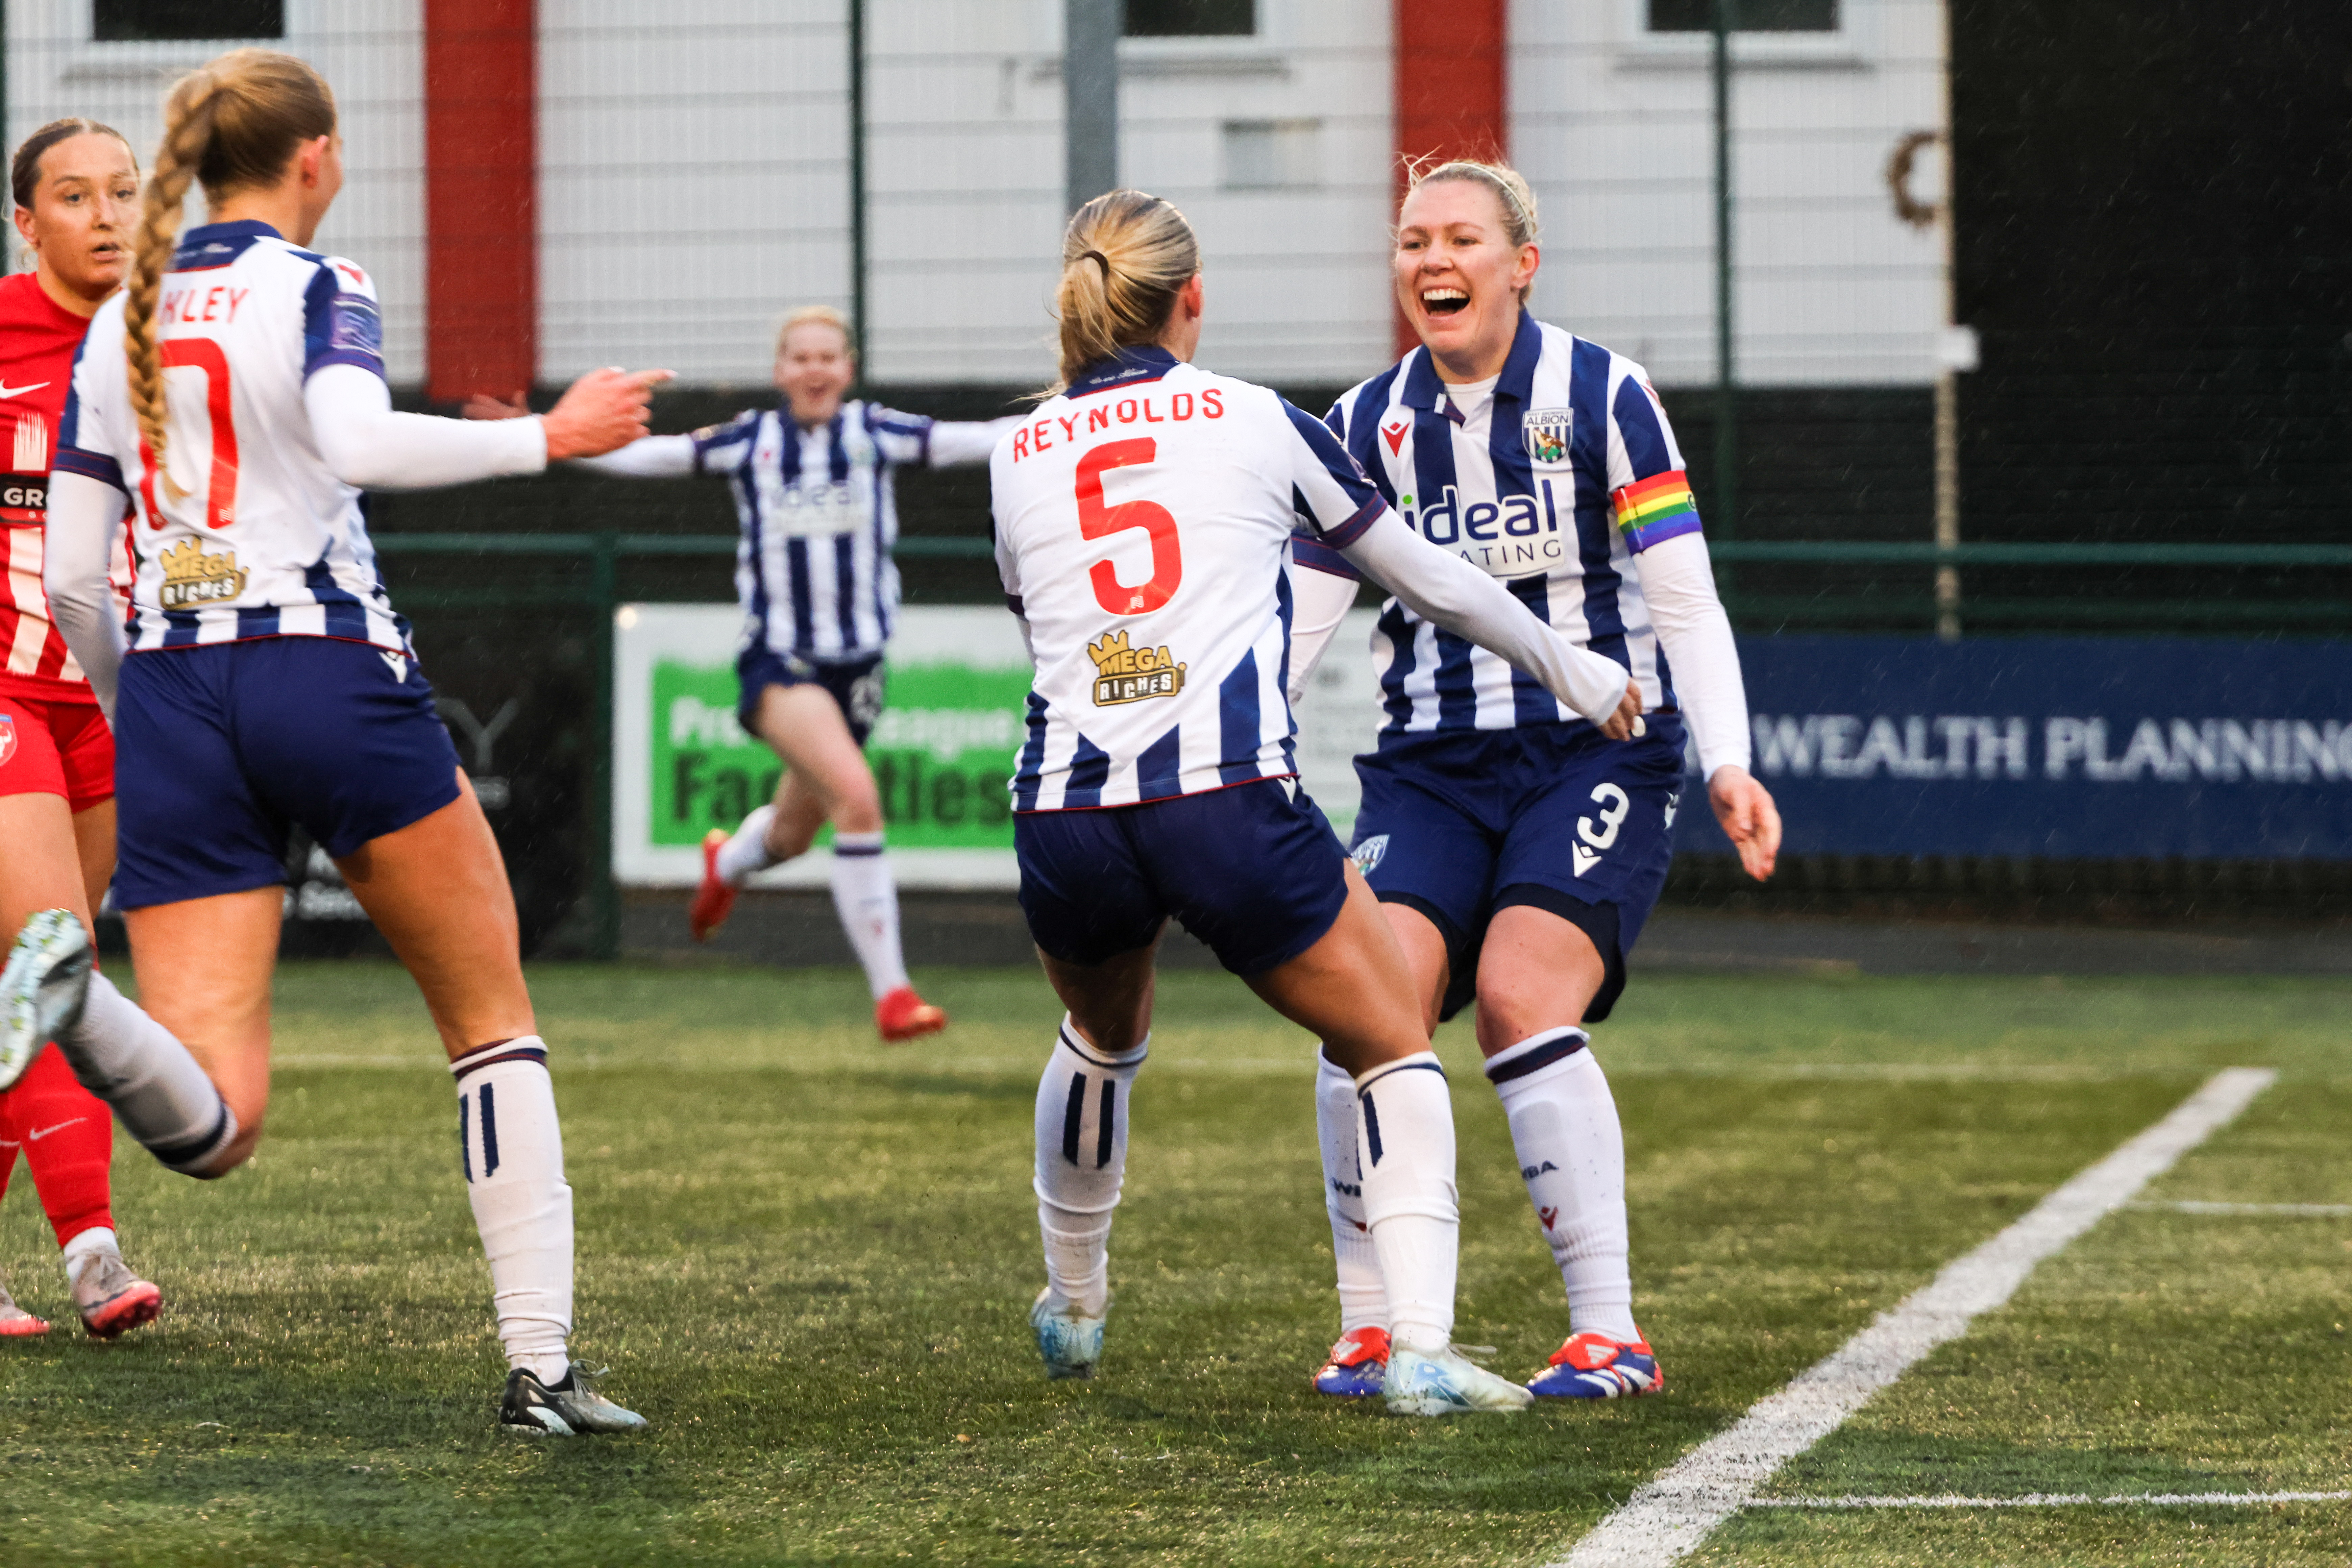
[751, 682, 881, 841]
[70, 797, 116, 917]
[334, 770, 536, 1060]
[1374, 899, 1454, 1038]
[1038, 933, 1162, 1057]
[122, 885, 281, 1168]
[1246, 864, 1433, 1077]
[1471, 903, 1606, 1057]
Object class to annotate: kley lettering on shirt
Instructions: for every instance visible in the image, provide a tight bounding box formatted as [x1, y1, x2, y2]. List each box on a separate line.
[53, 218, 406, 657]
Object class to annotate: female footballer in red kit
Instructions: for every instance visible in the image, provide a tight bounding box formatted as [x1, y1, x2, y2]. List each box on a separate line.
[0, 119, 161, 1339]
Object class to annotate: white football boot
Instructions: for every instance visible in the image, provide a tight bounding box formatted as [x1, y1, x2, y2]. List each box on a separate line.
[0, 910, 92, 1092]
[1029, 1287, 1105, 1380]
[1384, 1342, 1536, 1416]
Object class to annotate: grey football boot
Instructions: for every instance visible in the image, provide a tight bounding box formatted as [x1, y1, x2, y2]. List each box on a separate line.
[0, 910, 92, 1091]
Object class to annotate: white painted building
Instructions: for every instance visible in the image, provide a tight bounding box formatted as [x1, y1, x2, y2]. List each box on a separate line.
[3, 0, 1946, 392]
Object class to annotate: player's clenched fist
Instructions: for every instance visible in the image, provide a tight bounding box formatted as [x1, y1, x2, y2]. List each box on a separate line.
[542, 366, 675, 460]
[1595, 677, 1643, 742]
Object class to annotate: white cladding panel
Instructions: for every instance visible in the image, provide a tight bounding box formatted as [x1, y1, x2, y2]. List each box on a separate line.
[4, 0, 426, 384]
[1512, 0, 1949, 386]
[538, 2, 851, 383]
[9, 2, 1949, 392]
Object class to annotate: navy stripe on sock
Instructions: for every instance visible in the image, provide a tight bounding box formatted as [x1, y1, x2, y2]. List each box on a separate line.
[1056, 1024, 1143, 1072]
[480, 1082, 500, 1178]
[450, 1039, 548, 1084]
[1483, 1032, 1590, 1086]
[147, 1099, 232, 1173]
[1360, 1092, 1383, 1166]
[1061, 1072, 1087, 1165]
[1095, 1080, 1116, 1169]
[833, 841, 884, 857]
[1354, 1058, 1447, 1093]
[459, 1093, 472, 1182]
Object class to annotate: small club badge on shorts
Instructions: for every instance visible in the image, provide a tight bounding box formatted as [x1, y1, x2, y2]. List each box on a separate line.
[0, 712, 15, 767]
[1522, 408, 1573, 465]
[1350, 834, 1390, 877]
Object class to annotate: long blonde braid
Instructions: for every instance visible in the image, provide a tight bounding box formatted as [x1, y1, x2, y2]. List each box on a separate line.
[124, 50, 337, 503]
[125, 67, 225, 501]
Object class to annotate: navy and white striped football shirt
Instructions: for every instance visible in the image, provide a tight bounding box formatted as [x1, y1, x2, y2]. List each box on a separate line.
[1313, 312, 1700, 742]
[690, 400, 1011, 663]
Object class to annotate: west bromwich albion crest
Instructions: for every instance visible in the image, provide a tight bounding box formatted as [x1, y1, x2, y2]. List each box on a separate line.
[1522, 407, 1573, 465]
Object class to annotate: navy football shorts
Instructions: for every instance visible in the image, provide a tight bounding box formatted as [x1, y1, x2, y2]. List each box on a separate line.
[113, 637, 464, 911]
[1015, 777, 1352, 977]
[1347, 716, 1688, 1024]
[737, 647, 886, 746]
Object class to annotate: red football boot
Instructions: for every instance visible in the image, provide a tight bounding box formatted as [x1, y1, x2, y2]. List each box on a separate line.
[875, 986, 947, 1043]
[0, 1273, 49, 1337]
[688, 828, 739, 942]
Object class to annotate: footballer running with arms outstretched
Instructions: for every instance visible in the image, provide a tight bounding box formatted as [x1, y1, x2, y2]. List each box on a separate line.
[8, 49, 667, 1435]
[994, 189, 1647, 1415]
[0, 117, 162, 1341]
[494, 307, 1019, 1043]
[1285, 159, 1781, 1401]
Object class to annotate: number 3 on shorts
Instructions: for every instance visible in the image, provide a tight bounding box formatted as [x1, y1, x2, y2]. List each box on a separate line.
[1577, 782, 1630, 851]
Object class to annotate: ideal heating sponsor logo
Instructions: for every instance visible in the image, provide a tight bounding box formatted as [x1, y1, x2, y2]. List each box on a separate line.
[1747, 714, 2352, 783]
[1087, 630, 1185, 706]
[1399, 482, 1570, 577]
[157, 538, 248, 609]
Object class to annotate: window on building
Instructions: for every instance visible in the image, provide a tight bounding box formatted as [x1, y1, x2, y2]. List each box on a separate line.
[1222, 120, 1319, 189]
[94, 0, 285, 42]
[1647, 0, 1838, 30]
[1126, 0, 1256, 38]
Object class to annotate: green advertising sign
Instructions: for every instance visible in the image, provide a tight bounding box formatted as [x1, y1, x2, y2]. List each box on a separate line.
[649, 658, 1032, 850]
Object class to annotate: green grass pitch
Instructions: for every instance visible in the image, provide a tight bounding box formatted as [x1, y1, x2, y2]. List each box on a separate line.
[0, 963, 2345, 1566]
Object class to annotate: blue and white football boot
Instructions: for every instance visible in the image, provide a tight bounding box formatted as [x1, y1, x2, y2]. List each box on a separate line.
[1527, 1330, 1666, 1399]
[1312, 1326, 1390, 1397]
[1384, 1341, 1535, 1416]
[1030, 1287, 1105, 1380]
[0, 910, 92, 1092]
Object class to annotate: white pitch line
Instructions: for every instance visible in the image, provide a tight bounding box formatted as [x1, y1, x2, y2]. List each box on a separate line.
[2126, 1200, 2352, 1217]
[1547, 1067, 2280, 1568]
[1750, 1491, 2350, 1510]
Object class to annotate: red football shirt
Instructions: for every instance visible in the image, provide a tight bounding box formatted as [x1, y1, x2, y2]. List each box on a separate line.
[0, 269, 125, 704]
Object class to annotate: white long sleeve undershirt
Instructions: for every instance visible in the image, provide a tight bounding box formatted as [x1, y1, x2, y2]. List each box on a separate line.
[1632, 532, 1752, 777]
[304, 363, 548, 490]
[1337, 509, 1633, 727]
[570, 433, 694, 478]
[42, 470, 131, 717]
[1283, 556, 1359, 705]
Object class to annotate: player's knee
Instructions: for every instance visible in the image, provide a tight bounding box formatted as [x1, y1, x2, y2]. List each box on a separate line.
[1473, 973, 1589, 1055]
[832, 789, 884, 834]
[195, 1116, 264, 1179]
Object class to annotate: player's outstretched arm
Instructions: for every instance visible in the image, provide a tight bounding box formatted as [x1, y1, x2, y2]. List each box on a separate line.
[1337, 508, 1642, 738]
[1283, 547, 1360, 706]
[42, 471, 131, 718]
[307, 364, 673, 491]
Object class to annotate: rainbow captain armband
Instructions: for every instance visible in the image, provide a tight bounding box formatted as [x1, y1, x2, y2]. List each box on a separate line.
[1611, 471, 1703, 554]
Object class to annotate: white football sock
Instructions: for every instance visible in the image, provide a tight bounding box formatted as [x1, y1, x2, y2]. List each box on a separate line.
[1315, 1047, 1387, 1334]
[1032, 1018, 1146, 1318]
[714, 803, 781, 884]
[1485, 1028, 1637, 1340]
[830, 831, 910, 1000]
[57, 973, 237, 1177]
[1352, 1051, 1458, 1355]
[61, 1225, 118, 1285]
[452, 1038, 573, 1383]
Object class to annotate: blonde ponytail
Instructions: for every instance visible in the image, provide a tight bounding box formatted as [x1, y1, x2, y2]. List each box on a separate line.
[124, 50, 336, 500]
[1051, 190, 1200, 391]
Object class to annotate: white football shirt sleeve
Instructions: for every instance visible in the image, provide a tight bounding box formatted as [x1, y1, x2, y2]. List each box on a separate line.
[305, 363, 548, 490]
[1634, 533, 1751, 777]
[571, 433, 696, 478]
[42, 470, 130, 716]
[924, 414, 1024, 468]
[1283, 543, 1360, 707]
[1340, 508, 1635, 726]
